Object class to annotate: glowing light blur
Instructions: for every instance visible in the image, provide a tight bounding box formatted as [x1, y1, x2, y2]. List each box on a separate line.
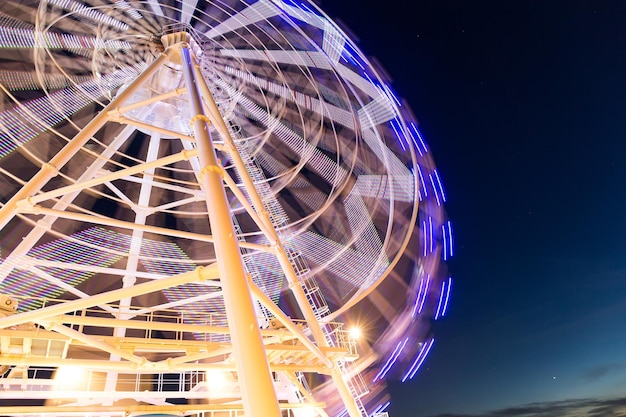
[349, 327, 362, 340]
[402, 338, 435, 382]
[374, 337, 409, 382]
[441, 277, 452, 317]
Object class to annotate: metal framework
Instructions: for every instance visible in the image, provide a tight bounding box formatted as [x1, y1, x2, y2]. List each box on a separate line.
[0, 1, 452, 416]
[0, 33, 368, 417]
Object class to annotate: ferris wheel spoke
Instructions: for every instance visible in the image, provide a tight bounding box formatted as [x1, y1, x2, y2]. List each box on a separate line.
[344, 192, 388, 262]
[270, 0, 326, 29]
[0, 64, 143, 158]
[0, 70, 92, 91]
[0, 229, 124, 309]
[216, 79, 348, 187]
[361, 128, 414, 176]
[204, 0, 281, 39]
[0, 25, 132, 53]
[294, 231, 390, 296]
[220, 46, 400, 113]
[350, 174, 416, 203]
[46, 0, 130, 31]
[222, 65, 355, 129]
[180, 0, 198, 24]
[146, 0, 164, 16]
[220, 48, 333, 70]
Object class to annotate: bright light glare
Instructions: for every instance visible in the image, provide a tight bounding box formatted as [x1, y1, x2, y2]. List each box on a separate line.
[53, 366, 88, 390]
[349, 327, 362, 339]
[302, 406, 317, 417]
[206, 370, 228, 388]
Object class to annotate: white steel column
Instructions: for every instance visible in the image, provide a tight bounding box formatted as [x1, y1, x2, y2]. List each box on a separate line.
[180, 45, 281, 417]
[193, 62, 365, 417]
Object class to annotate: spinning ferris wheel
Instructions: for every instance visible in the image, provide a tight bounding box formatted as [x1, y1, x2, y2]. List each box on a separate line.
[0, 1, 452, 416]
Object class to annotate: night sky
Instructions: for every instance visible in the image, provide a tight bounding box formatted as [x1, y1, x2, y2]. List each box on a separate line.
[322, 2, 626, 416]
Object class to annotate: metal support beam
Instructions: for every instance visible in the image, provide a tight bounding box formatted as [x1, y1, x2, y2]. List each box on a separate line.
[0, 49, 174, 231]
[180, 45, 281, 417]
[193, 49, 365, 417]
[0, 263, 219, 329]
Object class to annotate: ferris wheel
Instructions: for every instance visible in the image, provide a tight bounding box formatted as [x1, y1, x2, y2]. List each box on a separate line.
[0, 1, 452, 416]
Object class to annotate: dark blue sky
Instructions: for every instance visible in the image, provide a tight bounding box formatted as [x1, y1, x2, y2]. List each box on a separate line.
[322, 1, 626, 416]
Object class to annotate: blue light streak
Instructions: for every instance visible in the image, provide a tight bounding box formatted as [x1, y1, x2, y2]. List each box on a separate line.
[447, 220, 454, 257]
[374, 337, 409, 381]
[384, 84, 401, 107]
[410, 122, 428, 154]
[433, 169, 447, 203]
[441, 277, 452, 317]
[412, 277, 425, 317]
[428, 216, 434, 253]
[406, 126, 424, 156]
[389, 118, 407, 151]
[402, 338, 435, 382]
[298, 1, 318, 16]
[372, 401, 391, 415]
[344, 42, 366, 70]
[422, 219, 428, 257]
[434, 280, 446, 320]
[417, 274, 430, 314]
[416, 164, 428, 198]
[429, 173, 442, 206]
[442, 224, 448, 261]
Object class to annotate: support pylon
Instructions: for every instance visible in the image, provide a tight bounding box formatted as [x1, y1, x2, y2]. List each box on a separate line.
[180, 44, 282, 417]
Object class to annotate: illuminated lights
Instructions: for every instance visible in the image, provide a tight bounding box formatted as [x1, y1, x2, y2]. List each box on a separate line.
[416, 164, 428, 198]
[441, 277, 452, 317]
[417, 274, 430, 315]
[433, 169, 447, 203]
[47, 0, 129, 31]
[447, 220, 454, 257]
[429, 216, 434, 253]
[0, 227, 123, 310]
[0, 65, 143, 158]
[276, 0, 310, 22]
[389, 118, 407, 151]
[402, 338, 435, 382]
[372, 401, 391, 414]
[114, 0, 143, 20]
[342, 42, 366, 70]
[0, 71, 90, 90]
[358, 95, 397, 131]
[206, 370, 229, 388]
[221, 65, 356, 130]
[409, 122, 428, 155]
[215, 78, 349, 188]
[411, 277, 425, 317]
[345, 192, 386, 262]
[442, 223, 449, 261]
[384, 84, 402, 107]
[422, 220, 428, 257]
[206, 0, 281, 39]
[429, 173, 442, 206]
[434, 281, 446, 320]
[292, 231, 390, 301]
[374, 337, 409, 381]
[322, 19, 345, 63]
[53, 366, 93, 391]
[349, 327, 362, 340]
[441, 221, 454, 261]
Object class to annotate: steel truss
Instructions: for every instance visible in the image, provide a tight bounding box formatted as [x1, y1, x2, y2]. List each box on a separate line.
[0, 32, 365, 417]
